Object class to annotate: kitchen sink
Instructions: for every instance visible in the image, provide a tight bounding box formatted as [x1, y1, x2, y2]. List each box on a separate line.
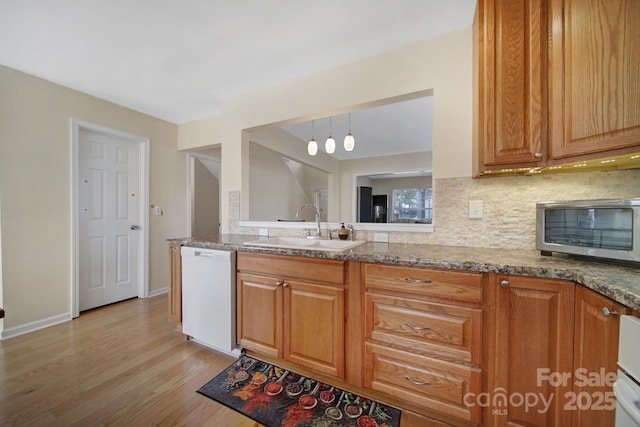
[243, 237, 365, 252]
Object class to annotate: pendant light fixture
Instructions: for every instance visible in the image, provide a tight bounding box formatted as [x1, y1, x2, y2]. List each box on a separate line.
[325, 116, 336, 154]
[307, 120, 318, 156]
[344, 112, 355, 151]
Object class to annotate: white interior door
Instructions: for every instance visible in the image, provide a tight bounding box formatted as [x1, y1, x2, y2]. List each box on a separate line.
[78, 129, 140, 311]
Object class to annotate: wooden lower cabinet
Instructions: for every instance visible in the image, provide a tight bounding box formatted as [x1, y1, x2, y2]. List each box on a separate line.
[236, 252, 345, 378]
[236, 272, 283, 357]
[366, 292, 483, 365]
[181, 248, 634, 426]
[284, 278, 344, 376]
[485, 275, 575, 426]
[365, 343, 482, 423]
[168, 242, 182, 329]
[572, 286, 630, 427]
[363, 263, 485, 424]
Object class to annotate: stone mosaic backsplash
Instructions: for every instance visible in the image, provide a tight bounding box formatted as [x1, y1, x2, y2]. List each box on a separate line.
[234, 169, 640, 250]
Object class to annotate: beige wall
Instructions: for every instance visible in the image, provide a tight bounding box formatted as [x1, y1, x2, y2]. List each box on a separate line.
[178, 28, 472, 232]
[0, 65, 187, 330]
[176, 25, 640, 252]
[249, 143, 312, 221]
[192, 158, 219, 237]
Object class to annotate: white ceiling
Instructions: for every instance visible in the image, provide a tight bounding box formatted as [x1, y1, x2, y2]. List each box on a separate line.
[0, 0, 477, 125]
[280, 96, 434, 161]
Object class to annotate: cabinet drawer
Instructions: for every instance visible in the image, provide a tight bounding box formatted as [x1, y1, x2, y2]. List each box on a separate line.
[364, 263, 483, 304]
[365, 343, 481, 424]
[366, 293, 482, 364]
[238, 252, 345, 285]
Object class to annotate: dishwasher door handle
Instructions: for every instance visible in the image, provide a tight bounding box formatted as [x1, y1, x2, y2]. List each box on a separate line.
[194, 251, 216, 257]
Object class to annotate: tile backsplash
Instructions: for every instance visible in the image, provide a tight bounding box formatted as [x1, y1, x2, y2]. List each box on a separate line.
[233, 169, 640, 250]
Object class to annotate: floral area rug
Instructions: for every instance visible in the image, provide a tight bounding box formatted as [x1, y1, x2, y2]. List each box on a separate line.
[197, 355, 401, 427]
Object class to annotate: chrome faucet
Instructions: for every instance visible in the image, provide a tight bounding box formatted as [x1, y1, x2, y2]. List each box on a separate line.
[295, 204, 322, 239]
[347, 224, 355, 241]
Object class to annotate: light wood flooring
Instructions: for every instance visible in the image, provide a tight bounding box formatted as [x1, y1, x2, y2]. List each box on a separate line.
[0, 295, 260, 427]
[0, 295, 443, 427]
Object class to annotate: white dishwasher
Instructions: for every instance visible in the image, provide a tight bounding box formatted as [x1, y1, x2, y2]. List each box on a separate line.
[181, 247, 241, 357]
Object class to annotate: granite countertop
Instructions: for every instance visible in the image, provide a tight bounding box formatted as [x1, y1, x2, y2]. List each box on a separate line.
[169, 234, 640, 311]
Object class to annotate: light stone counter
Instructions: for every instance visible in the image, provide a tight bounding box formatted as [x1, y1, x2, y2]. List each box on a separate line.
[169, 235, 640, 311]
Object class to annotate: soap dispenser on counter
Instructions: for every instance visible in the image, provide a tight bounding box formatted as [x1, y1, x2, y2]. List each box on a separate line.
[338, 223, 349, 240]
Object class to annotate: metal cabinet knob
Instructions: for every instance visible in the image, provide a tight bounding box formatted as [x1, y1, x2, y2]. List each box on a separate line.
[130, 225, 141, 230]
[602, 307, 618, 317]
[500, 280, 510, 288]
[534, 152, 543, 159]
[275, 280, 284, 287]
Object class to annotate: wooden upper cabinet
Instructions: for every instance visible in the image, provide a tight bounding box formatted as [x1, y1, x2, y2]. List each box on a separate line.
[475, 0, 640, 175]
[476, 0, 547, 171]
[548, 0, 640, 160]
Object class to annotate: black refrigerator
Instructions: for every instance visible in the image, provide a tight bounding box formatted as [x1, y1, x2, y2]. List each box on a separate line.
[358, 187, 388, 223]
[357, 186, 373, 222]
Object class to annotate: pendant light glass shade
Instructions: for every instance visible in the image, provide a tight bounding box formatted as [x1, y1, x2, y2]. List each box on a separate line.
[325, 116, 335, 154]
[307, 139, 318, 155]
[307, 120, 318, 155]
[325, 136, 335, 153]
[344, 112, 355, 151]
[344, 133, 355, 151]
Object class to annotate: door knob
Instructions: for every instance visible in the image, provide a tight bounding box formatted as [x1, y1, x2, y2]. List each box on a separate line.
[130, 225, 141, 230]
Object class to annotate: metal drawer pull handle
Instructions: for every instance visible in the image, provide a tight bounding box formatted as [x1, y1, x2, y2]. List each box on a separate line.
[404, 375, 430, 386]
[403, 277, 432, 284]
[602, 307, 618, 317]
[405, 322, 431, 331]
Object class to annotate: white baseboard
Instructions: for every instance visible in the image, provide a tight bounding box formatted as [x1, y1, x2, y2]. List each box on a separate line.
[1, 312, 72, 340]
[1, 290, 169, 340]
[148, 287, 168, 298]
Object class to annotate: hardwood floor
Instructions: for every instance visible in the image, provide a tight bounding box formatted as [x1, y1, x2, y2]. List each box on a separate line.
[0, 295, 260, 427]
[0, 294, 449, 427]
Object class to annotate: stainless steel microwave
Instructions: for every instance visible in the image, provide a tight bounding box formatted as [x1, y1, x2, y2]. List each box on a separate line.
[536, 199, 640, 262]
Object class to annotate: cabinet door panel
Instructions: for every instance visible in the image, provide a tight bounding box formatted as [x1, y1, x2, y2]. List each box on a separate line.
[284, 280, 344, 378]
[366, 293, 482, 364]
[572, 286, 630, 427]
[365, 343, 481, 423]
[477, 0, 545, 167]
[237, 273, 283, 358]
[489, 276, 575, 426]
[549, 0, 640, 159]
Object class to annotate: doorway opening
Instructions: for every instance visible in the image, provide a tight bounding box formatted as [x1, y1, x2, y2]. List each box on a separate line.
[187, 151, 221, 237]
